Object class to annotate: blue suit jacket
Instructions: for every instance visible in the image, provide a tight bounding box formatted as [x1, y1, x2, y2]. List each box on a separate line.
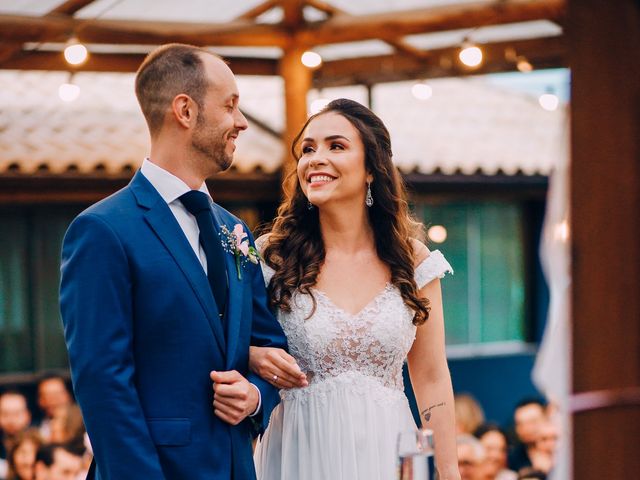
[60, 171, 286, 480]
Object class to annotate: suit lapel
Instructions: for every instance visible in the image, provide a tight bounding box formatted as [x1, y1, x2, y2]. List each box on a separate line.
[130, 172, 227, 355]
[210, 204, 244, 369]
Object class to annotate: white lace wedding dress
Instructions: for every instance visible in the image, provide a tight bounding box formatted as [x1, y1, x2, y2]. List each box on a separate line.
[254, 250, 453, 480]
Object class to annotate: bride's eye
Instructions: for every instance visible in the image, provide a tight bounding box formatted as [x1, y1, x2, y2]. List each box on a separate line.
[301, 145, 315, 154]
[330, 143, 345, 150]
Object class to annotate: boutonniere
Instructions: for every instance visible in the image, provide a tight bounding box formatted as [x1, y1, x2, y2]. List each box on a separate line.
[220, 223, 261, 280]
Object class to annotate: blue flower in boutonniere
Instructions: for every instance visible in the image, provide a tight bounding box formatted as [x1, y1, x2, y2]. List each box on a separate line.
[220, 223, 262, 280]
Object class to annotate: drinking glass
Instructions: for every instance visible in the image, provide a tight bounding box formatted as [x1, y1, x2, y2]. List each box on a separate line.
[397, 428, 435, 480]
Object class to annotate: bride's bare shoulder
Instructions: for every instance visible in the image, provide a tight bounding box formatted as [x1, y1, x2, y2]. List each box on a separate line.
[409, 238, 431, 267]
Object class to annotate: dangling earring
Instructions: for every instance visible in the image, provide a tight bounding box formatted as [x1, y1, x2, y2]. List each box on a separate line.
[365, 181, 374, 207]
[307, 200, 314, 210]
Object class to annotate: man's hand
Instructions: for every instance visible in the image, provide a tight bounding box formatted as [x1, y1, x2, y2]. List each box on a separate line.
[210, 370, 259, 425]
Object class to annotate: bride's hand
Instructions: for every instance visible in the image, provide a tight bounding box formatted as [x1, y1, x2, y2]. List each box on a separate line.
[249, 347, 309, 389]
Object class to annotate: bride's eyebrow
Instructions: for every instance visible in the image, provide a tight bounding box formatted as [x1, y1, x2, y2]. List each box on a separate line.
[324, 135, 350, 142]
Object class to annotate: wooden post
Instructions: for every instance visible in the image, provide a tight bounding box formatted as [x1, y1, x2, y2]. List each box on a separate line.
[569, 1, 640, 478]
[279, 46, 311, 185]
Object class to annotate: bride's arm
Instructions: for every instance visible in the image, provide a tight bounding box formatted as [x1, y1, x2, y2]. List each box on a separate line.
[249, 347, 308, 389]
[407, 277, 461, 480]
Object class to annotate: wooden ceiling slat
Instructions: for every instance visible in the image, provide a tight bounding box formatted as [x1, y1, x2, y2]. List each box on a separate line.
[0, 1, 564, 49]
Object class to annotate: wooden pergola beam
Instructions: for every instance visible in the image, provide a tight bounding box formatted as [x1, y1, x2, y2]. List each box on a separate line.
[0, 13, 290, 48]
[297, 0, 566, 46]
[0, 50, 279, 75]
[0, 1, 564, 51]
[313, 35, 566, 88]
[0, 36, 565, 85]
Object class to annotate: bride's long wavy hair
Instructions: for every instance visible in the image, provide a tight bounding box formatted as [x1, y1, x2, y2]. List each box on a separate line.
[263, 98, 431, 325]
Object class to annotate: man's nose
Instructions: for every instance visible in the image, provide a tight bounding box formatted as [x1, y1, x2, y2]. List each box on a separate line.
[236, 109, 249, 131]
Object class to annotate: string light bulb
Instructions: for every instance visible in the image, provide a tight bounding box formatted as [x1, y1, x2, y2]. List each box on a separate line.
[412, 81, 433, 100]
[516, 57, 533, 73]
[64, 37, 88, 66]
[459, 39, 483, 68]
[59, 72, 80, 102]
[427, 225, 448, 244]
[539, 89, 559, 111]
[301, 51, 322, 69]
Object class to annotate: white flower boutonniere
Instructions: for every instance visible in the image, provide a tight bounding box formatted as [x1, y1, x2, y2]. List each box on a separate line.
[220, 223, 261, 280]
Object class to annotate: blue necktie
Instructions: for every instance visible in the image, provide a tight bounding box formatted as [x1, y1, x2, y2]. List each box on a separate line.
[179, 190, 228, 320]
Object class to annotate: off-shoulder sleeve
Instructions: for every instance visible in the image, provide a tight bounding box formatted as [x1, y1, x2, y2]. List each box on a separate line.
[414, 250, 453, 289]
[255, 236, 275, 287]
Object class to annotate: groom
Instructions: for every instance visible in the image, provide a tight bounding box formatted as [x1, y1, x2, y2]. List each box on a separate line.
[60, 44, 286, 479]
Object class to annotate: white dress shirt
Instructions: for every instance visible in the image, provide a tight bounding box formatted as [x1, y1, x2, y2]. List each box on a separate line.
[140, 159, 261, 415]
[141, 158, 210, 272]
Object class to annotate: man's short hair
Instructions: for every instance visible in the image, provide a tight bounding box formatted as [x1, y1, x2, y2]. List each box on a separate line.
[35, 443, 83, 467]
[0, 389, 28, 402]
[37, 372, 68, 389]
[514, 397, 547, 412]
[135, 43, 219, 136]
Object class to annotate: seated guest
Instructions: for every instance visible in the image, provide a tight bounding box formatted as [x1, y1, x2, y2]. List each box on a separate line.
[528, 419, 559, 474]
[508, 398, 547, 471]
[36, 375, 72, 442]
[474, 424, 517, 480]
[455, 393, 485, 435]
[7, 429, 43, 480]
[34, 444, 83, 480]
[457, 434, 487, 480]
[0, 390, 33, 476]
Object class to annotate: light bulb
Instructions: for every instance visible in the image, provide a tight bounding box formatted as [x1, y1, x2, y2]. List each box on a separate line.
[64, 40, 88, 65]
[412, 82, 433, 100]
[539, 93, 559, 111]
[427, 225, 447, 244]
[459, 44, 483, 68]
[301, 51, 322, 69]
[517, 57, 533, 73]
[59, 82, 80, 102]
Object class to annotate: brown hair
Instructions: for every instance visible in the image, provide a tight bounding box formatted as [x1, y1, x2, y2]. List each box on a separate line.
[135, 43, 217, 136]
[7, 429, 43, 480]
[263, 98, 431, 325]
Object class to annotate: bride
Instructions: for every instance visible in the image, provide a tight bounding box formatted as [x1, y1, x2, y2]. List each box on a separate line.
[250, 99, 460, 480]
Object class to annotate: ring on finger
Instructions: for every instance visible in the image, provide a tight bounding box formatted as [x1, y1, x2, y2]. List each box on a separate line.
[273, 374, 278, 382]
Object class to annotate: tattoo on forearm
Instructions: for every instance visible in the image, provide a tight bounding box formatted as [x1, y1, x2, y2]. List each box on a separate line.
[421, 402, 446, 422]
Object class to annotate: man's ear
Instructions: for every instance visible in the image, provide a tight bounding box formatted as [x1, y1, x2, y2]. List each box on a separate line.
[171, 94, 197, 129]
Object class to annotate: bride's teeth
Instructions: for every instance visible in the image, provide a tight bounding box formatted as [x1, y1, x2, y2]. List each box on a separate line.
[310, 175, 334, 183]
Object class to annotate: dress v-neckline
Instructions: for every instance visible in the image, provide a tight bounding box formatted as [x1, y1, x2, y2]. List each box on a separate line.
[311, 282, 394, 317]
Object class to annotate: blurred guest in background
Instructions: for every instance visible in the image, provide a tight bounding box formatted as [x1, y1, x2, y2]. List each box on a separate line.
[457, 434, 486, 480]
[508, 398, 546, 471]
[474, 424, 517, 480]
[528, 419, 558, 474]
[36, 375, 72, 442]
[6, 429, 42, 480]
[0, 391, 33, 478]
[33, 443, 83, 480]
[455, 394, 485, 435]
